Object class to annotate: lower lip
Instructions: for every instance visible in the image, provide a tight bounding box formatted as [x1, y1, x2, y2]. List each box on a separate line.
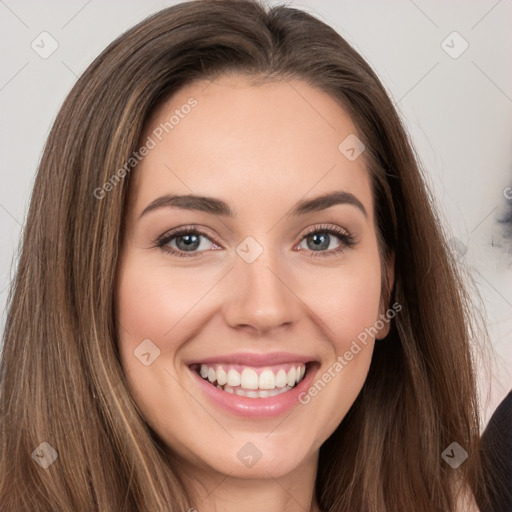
[189, 363, 319, 418]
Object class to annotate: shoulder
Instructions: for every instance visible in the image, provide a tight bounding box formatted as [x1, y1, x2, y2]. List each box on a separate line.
[484, 391, 512, 432]
[482, 390, 512, 463]
[479, 391, 512, 512]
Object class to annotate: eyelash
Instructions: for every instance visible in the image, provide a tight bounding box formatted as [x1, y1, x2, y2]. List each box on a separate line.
[155, 224, 356, 259]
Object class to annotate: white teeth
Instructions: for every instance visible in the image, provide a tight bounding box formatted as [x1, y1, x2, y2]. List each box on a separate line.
[269, 386, 292, 397]
[195, 362, 308, 396]
[227, 368, 241, 387]
[230, 386, 292, 398]
[275, 369, 287, 388]
[258, 369, 275, 390]
[240, 368, 259, 390]
[216, 367, 227, 386]
[287, 367, 296, 387]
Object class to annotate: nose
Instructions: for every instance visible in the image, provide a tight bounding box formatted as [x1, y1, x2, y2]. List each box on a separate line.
[222, 245, 302, 335]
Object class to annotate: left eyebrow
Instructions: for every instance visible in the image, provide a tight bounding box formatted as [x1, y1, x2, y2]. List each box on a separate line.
[289, 191, 367, 218]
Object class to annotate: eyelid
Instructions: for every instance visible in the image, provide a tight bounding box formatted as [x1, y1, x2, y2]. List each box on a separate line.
[300, 223, 351, 239]
[155, 223, 214, 239]
[155, 225, 219, 254]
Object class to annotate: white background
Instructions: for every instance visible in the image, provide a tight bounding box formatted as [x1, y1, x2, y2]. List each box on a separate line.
[0, 0, 511, 425]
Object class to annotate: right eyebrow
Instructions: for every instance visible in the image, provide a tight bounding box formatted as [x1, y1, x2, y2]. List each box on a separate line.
[139, 194, 236, 219]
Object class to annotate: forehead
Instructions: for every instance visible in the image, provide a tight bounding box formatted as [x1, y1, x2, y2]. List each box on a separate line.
[129, 75, 373, 222]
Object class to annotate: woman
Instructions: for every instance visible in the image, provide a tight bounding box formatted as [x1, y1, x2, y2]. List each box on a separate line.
[0, 0, 500, 510]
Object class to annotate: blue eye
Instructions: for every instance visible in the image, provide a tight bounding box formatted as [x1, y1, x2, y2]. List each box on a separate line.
[156, 226, 216, 257]
[298, 224, 356, 258]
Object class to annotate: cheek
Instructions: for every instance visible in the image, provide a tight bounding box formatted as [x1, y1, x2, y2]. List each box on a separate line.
[335, 269, 381, 343]
[114, 256, 194, 386]
[115, 258, 210, 347]
[300, 257, 382, 351]
[295, 255, 382, 436]
[114, 256, 213, 439]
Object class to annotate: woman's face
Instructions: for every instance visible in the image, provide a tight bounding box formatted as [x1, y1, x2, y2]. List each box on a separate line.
[115, 74, 393, 482]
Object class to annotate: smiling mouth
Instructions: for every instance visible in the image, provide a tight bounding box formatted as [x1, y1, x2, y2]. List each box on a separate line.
[189, 362, 309, 398]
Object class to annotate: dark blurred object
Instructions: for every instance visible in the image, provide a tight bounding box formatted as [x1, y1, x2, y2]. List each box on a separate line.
[478, 391, 512, 512]
[496, 186, 512, 256]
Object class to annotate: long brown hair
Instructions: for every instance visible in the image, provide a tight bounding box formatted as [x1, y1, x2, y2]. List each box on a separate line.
[0, 1, 495, 510]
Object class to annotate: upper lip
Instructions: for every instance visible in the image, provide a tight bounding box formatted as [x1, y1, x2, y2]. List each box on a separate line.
[187, 352, 315, 367]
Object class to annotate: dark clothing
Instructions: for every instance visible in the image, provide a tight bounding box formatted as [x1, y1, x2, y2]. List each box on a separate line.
[479, 391, 512, 512]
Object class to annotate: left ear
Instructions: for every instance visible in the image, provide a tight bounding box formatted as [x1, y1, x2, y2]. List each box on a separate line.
[375, 251, 395, 340]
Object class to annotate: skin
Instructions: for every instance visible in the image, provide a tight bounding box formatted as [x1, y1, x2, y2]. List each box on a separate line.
[115, 74, 394, 512]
